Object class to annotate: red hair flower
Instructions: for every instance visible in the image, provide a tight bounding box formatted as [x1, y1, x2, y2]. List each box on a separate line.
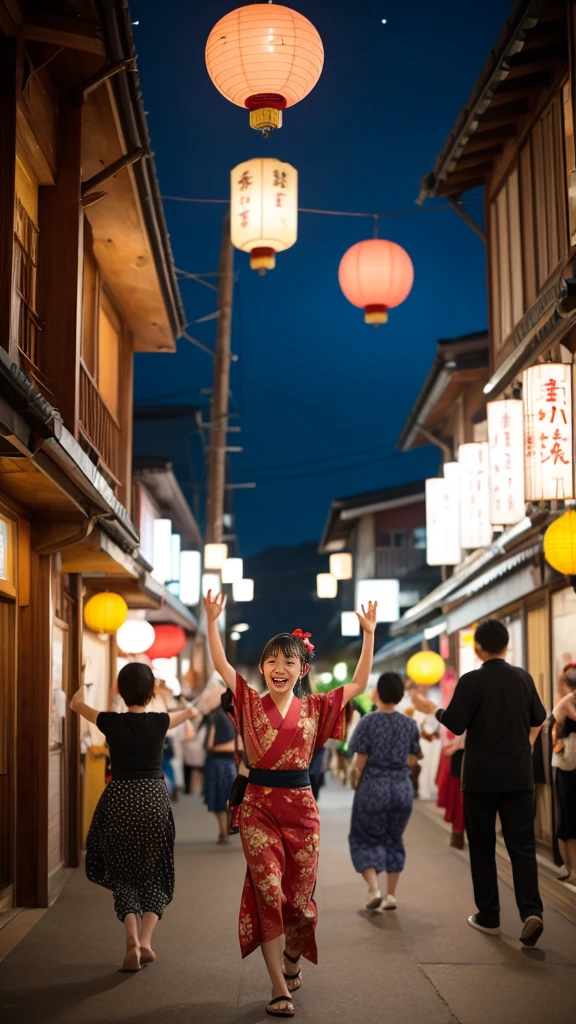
[292, 628, 315, 658]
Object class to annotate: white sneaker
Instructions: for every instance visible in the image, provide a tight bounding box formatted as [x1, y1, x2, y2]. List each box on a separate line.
[382, 894, 397, 910]
[365, 889, 383, 910]
[467, 914, 501, 936]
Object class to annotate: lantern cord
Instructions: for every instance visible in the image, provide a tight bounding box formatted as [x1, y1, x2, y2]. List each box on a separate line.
[162, 195, 481, 219]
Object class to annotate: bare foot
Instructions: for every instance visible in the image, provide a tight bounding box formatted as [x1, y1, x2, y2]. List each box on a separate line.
[121, 942, 141, 972]
[140, 946, 156, 964]
[283, 952, 302, 992]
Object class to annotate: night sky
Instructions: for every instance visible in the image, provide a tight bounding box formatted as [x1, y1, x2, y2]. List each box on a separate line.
[131, 0, 509, 556]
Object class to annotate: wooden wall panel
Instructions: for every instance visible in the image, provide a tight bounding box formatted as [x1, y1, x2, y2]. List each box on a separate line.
[15, 552, 52, 907]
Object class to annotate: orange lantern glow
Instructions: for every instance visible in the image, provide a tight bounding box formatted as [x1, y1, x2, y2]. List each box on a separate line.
[146, 625, 187, 661]
[205, 4, 324, 136]
[338, 239, 414, 326]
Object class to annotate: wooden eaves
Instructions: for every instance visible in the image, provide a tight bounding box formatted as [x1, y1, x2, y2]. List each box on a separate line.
[417, 0, 568, 204]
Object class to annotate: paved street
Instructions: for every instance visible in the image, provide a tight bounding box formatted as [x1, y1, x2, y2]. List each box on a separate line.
[1, 783, 575, 1024]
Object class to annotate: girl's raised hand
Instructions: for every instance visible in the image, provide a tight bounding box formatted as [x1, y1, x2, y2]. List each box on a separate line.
[204, 589, 226, 622]
[356, 601, 378, 634]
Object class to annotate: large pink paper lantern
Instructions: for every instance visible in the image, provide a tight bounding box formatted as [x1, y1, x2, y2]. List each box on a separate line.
[338, 239, 414, 326]
[205, 4, 324, 136]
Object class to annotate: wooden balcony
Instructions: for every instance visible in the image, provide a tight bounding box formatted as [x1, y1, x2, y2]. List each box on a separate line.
[78, 363, 121, 488]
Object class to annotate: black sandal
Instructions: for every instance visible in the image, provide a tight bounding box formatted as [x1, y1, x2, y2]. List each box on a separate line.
[266, 996, 295, 1018]
[283, 950, 302, 992]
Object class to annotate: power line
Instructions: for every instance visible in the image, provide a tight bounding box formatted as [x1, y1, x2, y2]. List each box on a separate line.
[238, 448, 425, 485]
[237, 441, 397, 475]
[162, 195, 482, 221]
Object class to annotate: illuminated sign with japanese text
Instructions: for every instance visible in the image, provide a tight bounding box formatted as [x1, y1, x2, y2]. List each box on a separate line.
[425, 474, 461, 566]
[487, 399, 525, 525]
[458, 443, 492, 550]
[523, 364, 574, 501]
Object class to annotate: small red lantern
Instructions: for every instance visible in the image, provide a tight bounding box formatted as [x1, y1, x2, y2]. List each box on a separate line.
[146, 624, 187, 661]
[338, 238, 414, 326]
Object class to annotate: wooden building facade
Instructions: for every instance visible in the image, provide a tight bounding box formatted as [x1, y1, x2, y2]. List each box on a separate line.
[0, 0, 185, 912]
[391, 0, 576, 871]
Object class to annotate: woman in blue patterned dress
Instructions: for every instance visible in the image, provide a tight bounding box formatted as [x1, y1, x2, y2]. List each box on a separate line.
[349, 672, 422, 911]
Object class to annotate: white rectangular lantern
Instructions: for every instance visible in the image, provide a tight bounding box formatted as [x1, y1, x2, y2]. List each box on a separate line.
[152, 518, 172, 583]
[458, 443, 492, 550]
[231, 158, 297, 271]
[202, 572, 221, 597]
[341, 611, 360, 637]
[170, 533, 181, 590]
[355, 579, 399, 622]
[523, 363, 574, 500]
[317, 573, 338, 599]
[180, 551, 201, 605]
[233, 578, 254, 602]
[204, 543, 228, 570]
[425, 476, 461, 566]
[221, 557, 243, 584]
[487, 399, 525, 525]
[330, 553, 353, 580]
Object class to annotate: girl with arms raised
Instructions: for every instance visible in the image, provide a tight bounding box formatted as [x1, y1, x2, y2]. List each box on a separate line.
[205, 590, 377, 1019]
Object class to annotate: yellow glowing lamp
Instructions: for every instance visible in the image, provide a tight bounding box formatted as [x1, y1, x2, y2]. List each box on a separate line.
[543, 510, 576, 575]
[231, 158, 297, 273]
[406, 650, 445, 686]
[84, 591, 128, 634]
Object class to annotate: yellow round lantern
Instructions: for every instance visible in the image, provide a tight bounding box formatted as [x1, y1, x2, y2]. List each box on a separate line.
[406, 650, 445, 686]
[543, 510, 576, 575]
[84, 592, 128, 634]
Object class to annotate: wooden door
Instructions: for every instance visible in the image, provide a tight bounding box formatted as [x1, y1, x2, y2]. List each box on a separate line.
[47, 619, 69, 900]
[0, 598, 16, 911]
[527, 604, 552, 845]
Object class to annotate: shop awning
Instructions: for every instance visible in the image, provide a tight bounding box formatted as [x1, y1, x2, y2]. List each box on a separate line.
[373, 630, 425, 668]
[445, 544, 543, 634]
[390, 515, 547, 636]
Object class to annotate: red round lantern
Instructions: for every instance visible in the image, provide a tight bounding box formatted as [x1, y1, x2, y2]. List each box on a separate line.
[338, 239, 414, 326]
[146, 625, 187, 661]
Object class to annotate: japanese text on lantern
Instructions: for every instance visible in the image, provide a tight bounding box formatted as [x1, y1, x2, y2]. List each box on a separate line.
[522, 364, 574, 501]
[425, 476, 461, 566]
[487, 399, 525, 525]
[230, 158, 298, 256]
[458, 443, 492, 549]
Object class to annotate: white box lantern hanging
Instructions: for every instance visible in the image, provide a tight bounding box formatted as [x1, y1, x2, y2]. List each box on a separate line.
[152, 519, 172, 583]
[330, 553, 353, 580]
[231, 158, 297, 273]
[221, 557, 243, 584]
[355, 579, 399, 622]
[180, 551, 201, 606]
[204, 543, 228, 570]
[341, 611, 360, 637]
[487, 399, 525, 525]
[523, 363, 574, 501]
[458, 443, 492, 550]
[317, 573, 338, 599]
[425, 475, 461, 566]
[233, 578, 254, 602]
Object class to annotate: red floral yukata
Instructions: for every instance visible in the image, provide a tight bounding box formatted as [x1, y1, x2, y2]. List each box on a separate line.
[232, 673, 346, 962]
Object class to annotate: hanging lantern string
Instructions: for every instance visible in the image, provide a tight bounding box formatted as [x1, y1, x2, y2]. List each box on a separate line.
[161, 195, 480, 220]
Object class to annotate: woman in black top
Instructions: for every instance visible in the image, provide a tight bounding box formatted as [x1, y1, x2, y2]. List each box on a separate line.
[203, 703, 237, 843]
[70, 663, 198, 971]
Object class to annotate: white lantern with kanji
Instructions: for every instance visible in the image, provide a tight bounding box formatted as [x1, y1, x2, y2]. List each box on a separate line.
[487, 399, 525, 525]
[522, 363, 574, 501]
[425, 475, 461, 566]
[458, 443, 492, 550]
[230, 158, 297, 272]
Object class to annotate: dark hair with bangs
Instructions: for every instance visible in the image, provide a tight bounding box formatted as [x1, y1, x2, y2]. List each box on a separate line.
[259, 634, 312, 697]
[117, 662, 155, 707]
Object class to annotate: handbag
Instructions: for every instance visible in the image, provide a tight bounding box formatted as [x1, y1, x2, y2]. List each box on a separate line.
[226, 711, 250, 834]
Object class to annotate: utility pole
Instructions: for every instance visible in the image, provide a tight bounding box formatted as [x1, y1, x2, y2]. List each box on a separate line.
[205, 211, 233, 544]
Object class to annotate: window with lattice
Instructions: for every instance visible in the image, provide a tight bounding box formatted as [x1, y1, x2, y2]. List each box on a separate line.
[12, 196, 42, 379]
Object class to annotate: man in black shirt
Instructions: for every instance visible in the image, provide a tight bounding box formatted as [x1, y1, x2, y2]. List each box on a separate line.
[418, 619, 547, 946]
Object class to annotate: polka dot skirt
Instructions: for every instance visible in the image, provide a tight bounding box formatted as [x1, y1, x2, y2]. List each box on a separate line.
[86, 780, 175, 921]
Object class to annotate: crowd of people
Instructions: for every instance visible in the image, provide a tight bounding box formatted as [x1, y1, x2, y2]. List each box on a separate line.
[69, 608, 576, 1018]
